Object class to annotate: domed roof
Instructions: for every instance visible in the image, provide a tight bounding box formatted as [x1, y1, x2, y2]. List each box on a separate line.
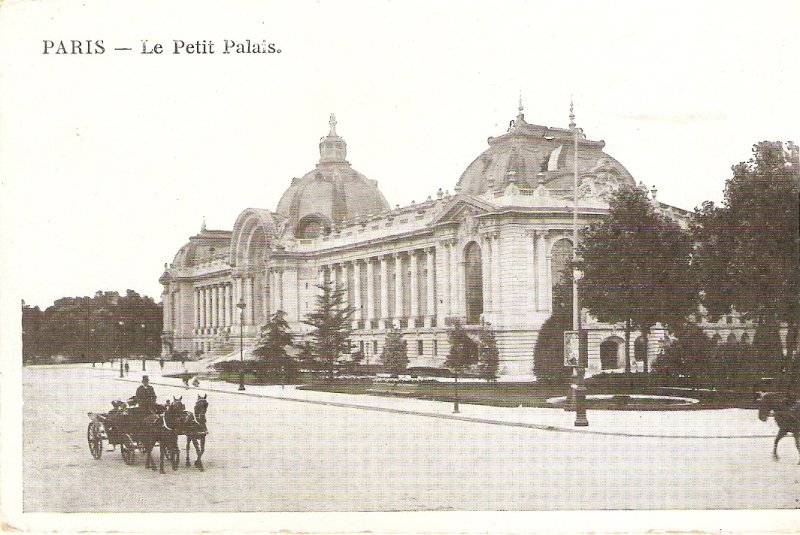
[169, 222, 231, 268]
[456, 102, 636, 196]
[276, 114, 389, 237]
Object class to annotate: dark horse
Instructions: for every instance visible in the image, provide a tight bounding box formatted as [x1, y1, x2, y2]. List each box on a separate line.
[757, 392, 800, 464]
[134, 404, 183, 474]
[167, 395, 209, 471]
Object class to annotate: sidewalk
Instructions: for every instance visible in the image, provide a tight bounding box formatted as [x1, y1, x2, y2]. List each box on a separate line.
[93, 361, 777, 440]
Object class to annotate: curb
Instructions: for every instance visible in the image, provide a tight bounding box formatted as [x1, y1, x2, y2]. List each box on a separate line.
[108, 376, 775, 440]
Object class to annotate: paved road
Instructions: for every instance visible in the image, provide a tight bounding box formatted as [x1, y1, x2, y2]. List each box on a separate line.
[22, 366, 800, 512]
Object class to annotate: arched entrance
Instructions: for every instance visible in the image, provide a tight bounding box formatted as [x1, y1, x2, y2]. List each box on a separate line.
[600, 337, 624, 370]
[634, 336, 647, 361]
[464, 241, 483, 325]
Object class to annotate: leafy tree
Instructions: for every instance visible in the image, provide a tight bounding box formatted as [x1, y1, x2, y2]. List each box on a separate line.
[380, 328, 409, 376]
[691, 141, 800, 387]
[578, 185, 697, 373]
[303, 279, 354, 381]
[444, 319, 478, 412]
[21, 291, 162, 361]
[476, 323, 499, 381]
[252, 310, 297, 384]
[533, 281, 573, 381]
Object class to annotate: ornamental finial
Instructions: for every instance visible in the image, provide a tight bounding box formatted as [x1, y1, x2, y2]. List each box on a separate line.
[569, 96, 576, 130]
[201, 217, 206, 232]
[329, 113, 337, 136]
[518, 91, 523, 115]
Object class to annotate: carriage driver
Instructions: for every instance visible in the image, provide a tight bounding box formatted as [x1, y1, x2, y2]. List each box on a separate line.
[135, 375, 157, 413]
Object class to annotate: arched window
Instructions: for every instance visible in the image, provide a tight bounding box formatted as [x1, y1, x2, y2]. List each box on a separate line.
[726, 333, 737, 345]
[550, 239, 573, 310]
[295, 215, 331, 239]
[711, 334, 722, 345]
[464, 242, 483, 325]
[741, 333, 750, 345]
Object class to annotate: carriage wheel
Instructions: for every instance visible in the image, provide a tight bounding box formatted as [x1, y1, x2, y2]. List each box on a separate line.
[87, 423, 103, 459]
[170, 446, 180, 471]
[121, 435, 136, 465]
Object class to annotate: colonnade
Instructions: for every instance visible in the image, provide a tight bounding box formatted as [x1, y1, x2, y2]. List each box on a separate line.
[318, 247, 439, 330]
[193, 282, 234, 332]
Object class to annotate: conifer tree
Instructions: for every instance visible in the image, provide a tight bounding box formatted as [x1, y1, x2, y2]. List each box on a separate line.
[303, 279, 354, 381]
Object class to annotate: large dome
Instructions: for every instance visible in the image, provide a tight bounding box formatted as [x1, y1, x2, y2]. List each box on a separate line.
[456, 103, 636, 196]
[276, 114, 390, 238]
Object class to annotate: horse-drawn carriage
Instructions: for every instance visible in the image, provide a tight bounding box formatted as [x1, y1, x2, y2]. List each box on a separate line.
[87, 395, 208, 473]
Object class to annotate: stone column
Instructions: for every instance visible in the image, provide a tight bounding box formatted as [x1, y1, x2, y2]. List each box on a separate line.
[380, 255, 389, 329]
[409, 251, 419, 327]
[222, 284, 228, 327]
[491, 233, 501, 320]
[212, 285, 219, 329]
[450, 241, 460, 320]
[481, 234, 492, 317]
[527, 231, 537, 312]
[394, 253, 403, 328]
[439, 242, 450, 322]
[426, 247, 435, 327]
[536, 231, 548, 311]
[353, 260, 362, 325]
[201, 287, 208, 329]
[276, 271, 283, 312]
[250, 277, 256, 325]
[193, 288, 199, 329]
[366, 258, 375, 326]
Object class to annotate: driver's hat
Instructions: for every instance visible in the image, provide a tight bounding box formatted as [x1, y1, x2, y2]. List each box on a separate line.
[142, 375, 149, 382]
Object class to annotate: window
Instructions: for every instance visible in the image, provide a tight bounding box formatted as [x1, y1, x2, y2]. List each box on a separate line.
[417, 340, 424, 355]
[464, 241, 483, 324]
[373, 340, 378, 353]
[433, 340, 437, 356]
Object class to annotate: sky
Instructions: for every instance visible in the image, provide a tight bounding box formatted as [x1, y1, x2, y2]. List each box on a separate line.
[1, 0, 798, 309]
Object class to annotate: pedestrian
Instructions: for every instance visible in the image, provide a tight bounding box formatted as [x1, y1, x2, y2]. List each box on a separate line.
[159, 357, 164, 370]
[192, 376, 200, 388]
[124, 362, 129, 375]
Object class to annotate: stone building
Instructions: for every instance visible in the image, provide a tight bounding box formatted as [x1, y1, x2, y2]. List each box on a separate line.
[159, 104, 695, 377]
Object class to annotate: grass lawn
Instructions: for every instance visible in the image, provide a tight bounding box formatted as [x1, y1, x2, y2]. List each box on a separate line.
[298, 376, 759, 410]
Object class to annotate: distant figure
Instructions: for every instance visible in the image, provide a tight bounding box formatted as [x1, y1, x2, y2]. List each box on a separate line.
[192, 376, 200, 388]
[124, 362, 129, 375]
[182, 375, 190, 388]
[159, 358, 164, 370]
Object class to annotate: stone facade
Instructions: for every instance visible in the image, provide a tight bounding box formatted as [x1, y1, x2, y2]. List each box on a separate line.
[159, 106, 697, 378]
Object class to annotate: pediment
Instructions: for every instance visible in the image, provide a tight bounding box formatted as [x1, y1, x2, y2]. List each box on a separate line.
[429, 194, 495, 227]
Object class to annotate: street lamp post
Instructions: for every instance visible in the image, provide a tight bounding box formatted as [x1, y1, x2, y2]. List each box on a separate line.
[237, 299, 246, 391]
[570, 99, 589, 427]
[118, 320, 125, 378]
[141, 323, 147, 371]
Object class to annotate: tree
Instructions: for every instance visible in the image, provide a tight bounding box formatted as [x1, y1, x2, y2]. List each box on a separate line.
[578, 185, 698, 373]
[303, 279, 355, 381]
[21, 291, 162, 361]
[380, 328, 409, 376]
[252, 310, 297, 384]
[533, 281, 573, 381]
[444, 319, 478, 412]
[476, 324, 499, 381]
[692, 141, 800, 387]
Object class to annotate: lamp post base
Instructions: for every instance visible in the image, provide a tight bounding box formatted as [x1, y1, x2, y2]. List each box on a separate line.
[452, 402, 459, 414]
[573, 384, 589, 427]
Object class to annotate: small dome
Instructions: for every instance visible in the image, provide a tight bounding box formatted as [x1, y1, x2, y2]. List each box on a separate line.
[276, 114, 390, 237]
[456, 104, 636, 195]
[169, 227, 231, 268]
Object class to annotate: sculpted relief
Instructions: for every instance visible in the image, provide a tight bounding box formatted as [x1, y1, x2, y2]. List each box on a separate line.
[578, 158, 621, 200]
